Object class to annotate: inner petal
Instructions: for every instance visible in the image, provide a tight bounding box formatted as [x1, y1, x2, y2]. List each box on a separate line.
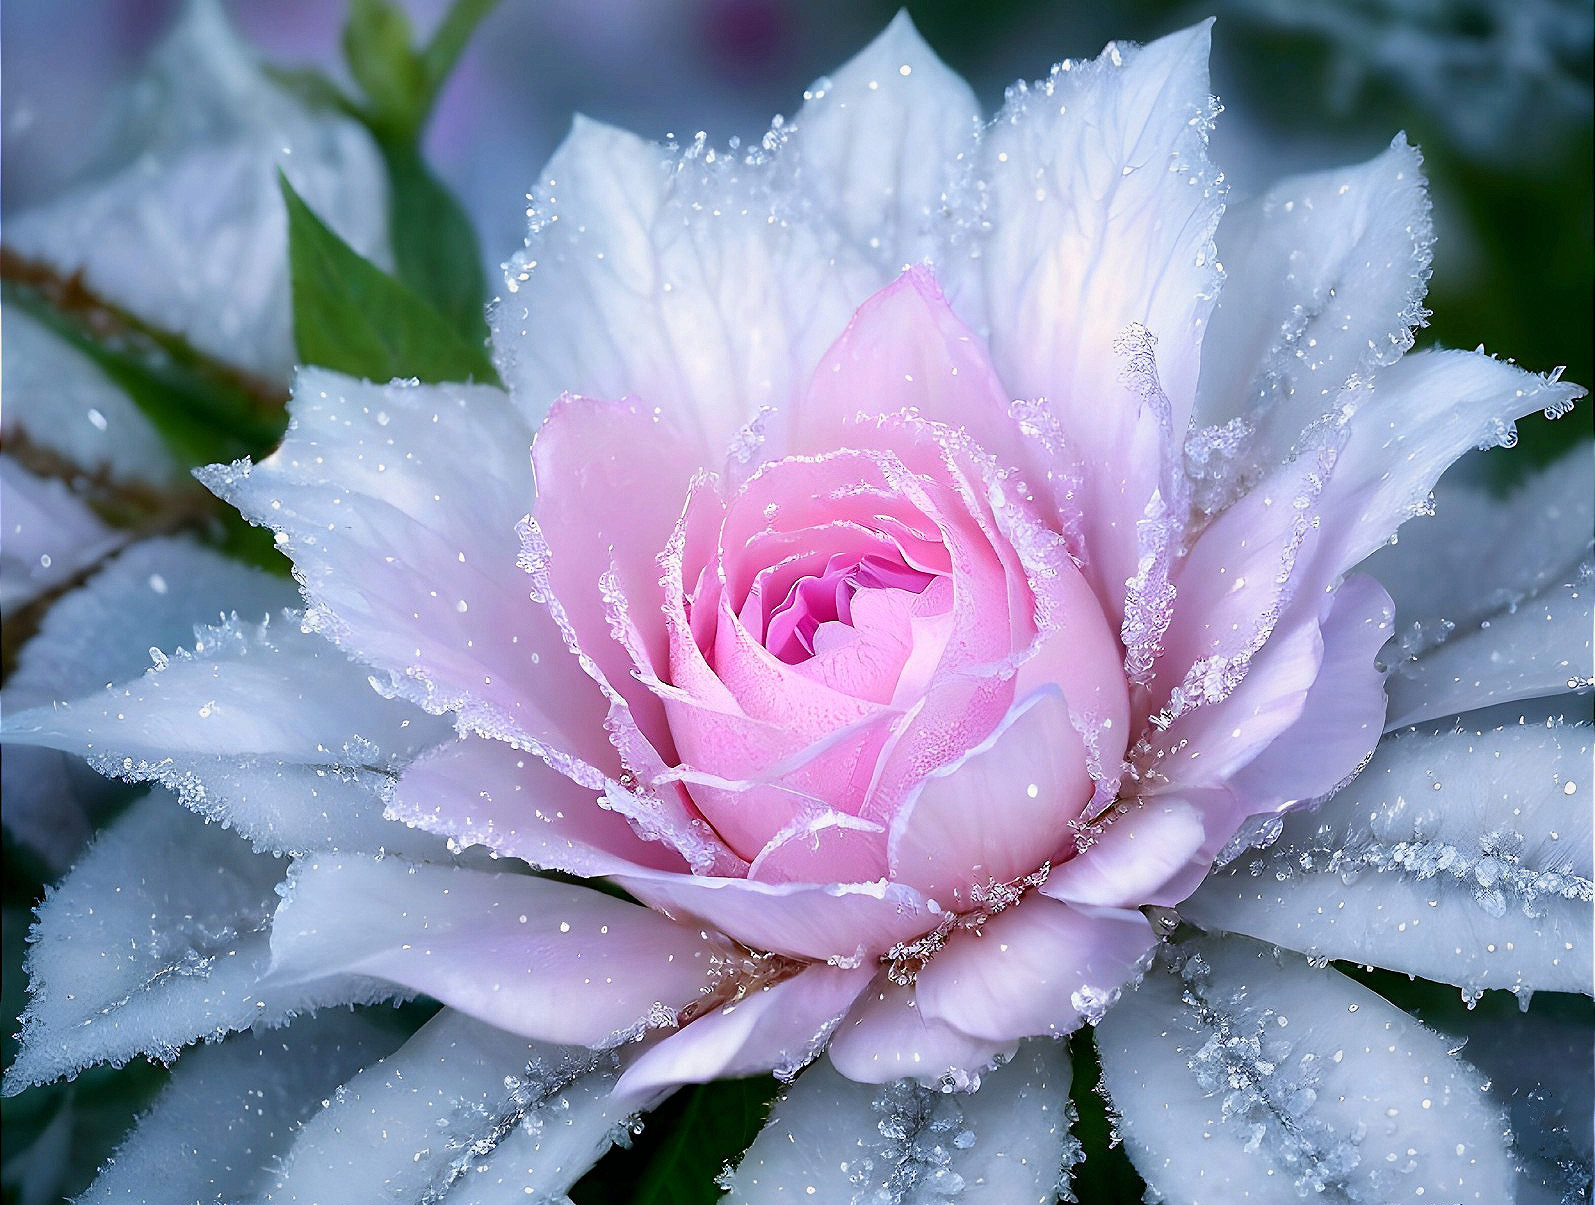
[762, 552, 938, 665]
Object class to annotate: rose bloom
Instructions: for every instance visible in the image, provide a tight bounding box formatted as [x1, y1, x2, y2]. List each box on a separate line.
[5, 13, 1591, 1205]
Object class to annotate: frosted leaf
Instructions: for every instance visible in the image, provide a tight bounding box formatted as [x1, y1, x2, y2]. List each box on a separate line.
[0, 308, 179, 485]
[3, 790, 397, 1094]
[726, 1039, 1074, 1204]
[75, 1008, 405, 1205]
[268, 1009, 635, 1204]
[2, 613, 449, 859]
[1195, 135, 1433, 474]
[1098, 935, 1515, 1203]
[1384, 561, 1593, 729]
[0, 457, 126, 617]
[1359, 446, 1594, 659]
[2, 0, 386, 381]
[1184, 721, 1594, 997]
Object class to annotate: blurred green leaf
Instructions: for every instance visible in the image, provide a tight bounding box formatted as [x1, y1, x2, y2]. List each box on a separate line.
[1066, 1029, 1147, 1204]
[279, 171, 500, 386]
[419, 0, 504, 110]
[342, 0, 425, 139]
[571, 1075, 779, 1205]
[380, 139, 492, 346]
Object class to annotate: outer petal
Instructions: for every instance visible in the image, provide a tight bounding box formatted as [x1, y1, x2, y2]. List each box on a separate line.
[827, 973, 1018, 1085]
[789, 12, 982, 273]
[1184, 722, 1594, 997]
[268, 1009, 636, 1204]
[1098, 937, 1515, 1204]
[728, 1040, 1075, 1204]
[0, 457, 126, 615]
[914, 897, 1156, 1041]
[3, 791, 386, 1095]
[73, 1011, 405, 1205]
[1195, 136, 1433, 462]
[1041, 798, 1207, 909]
[614, 964, 872, 1098]
[200, 370, 616, 781]
[266, 857, 726, 1045]
[887, 687, 1090, 906]
[959, 23, 1223, 609]
[495, 116, 878, 456]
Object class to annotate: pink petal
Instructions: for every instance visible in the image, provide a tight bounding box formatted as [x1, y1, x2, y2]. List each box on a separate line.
[827, 972, 1018, 1084]
[614, 964, 872, 1099]
[387, 736, 688, 875]
[887, 687, 1090, 907]
[746, 811, 890, 884]
[266, 857, 724, 1045]
[1041, 798, 1207, 909]
[914, 897, 1156, 1042]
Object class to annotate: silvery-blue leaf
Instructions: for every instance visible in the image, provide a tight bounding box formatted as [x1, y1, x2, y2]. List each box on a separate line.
[76, 1008, 405, 1205]
[1097, 934, 1514, 1204]
[1184, 721, 1594, 997]
[268, 1008, 636, 1204]
[2, 613, 449, 859]
[726, 1038, 1077, 1204]
[3, 790, 396, 1094]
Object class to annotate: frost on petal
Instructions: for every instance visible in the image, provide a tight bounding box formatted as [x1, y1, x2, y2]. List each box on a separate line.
[1360, 445, 1594, 658]
[1184, 721, 1594, 997]
[266, 857, 727, 1046]
[0, 457, 126, 617]
[3, 0, 387, 380]
[962, 23, 1224, 611]
[200, 370, 616, 781]
[1384, 564, 1594, 730]
[0, 308, 180, 485]
[1098, 936, 1515, 1204]
[727, 1038, 1075, 1204]
[495, 115, 879, 457]
[827, 973, 1019, 1086]
[269, 1008, 636, 1204]
[1195, 136, 1433, 473]
[2, 614, 448, 859]
[789, 12, 982, 274]
[75, 1009, 406, 1205]
[3, 791, 394, 1094]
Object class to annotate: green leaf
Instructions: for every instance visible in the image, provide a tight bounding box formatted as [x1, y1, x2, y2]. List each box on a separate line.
[380, 139, 492, 345]
[278, 171, 500, 387]
[341, 0, 425, 138]
[419, 0, 504, 108]
[1067, 1029, 1148, 1204]
[570, 1075, 780, 1205]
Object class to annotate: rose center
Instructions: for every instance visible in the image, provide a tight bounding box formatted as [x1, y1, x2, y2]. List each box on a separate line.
[751, 552, 936, 665]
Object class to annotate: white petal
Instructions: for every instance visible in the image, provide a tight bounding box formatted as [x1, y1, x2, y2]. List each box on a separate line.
[269, 1008, 635, 1204]
[0, 308, 179, 484]
[1098, 935, 1515, 1204]
[1359, 446, 1594, 656]
[727, 1039, 1074, 1204]
[75, 1009, 403, 1205]
[3, 0, 386, 380]
[791, 12, 982, 273]
[1384, 567, 1593, 729]
[494, 115, 879, 455]
[266, 856, 724, 1046]
[3, 790, 388, 1093]
[200, 369, 617, 780]
[1196, 136, 1433, 458]
[1309, 348, 1585, 582]
[3, 613, 446, 858]
[1183, 721, 1594, 996]
[0, 457, 125, 616]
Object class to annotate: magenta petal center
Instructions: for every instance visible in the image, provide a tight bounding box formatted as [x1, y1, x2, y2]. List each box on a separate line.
[758, 552, 939, 664]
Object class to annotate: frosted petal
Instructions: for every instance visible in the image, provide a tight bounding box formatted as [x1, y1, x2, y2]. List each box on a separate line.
[1098, 935, 1515, 1204]
[267, 856, 726, 1045]
[4, 791, 390, 1094]
[269, 1008, 635, 1204]
[200, 369, 617, 780]
[1196, 136, 1433, 460]
[1384, 566, 1594, 729]
[495, 115, 878, 456]
[3, 613, 447, 859]
[0, 307, 179, 484]
[727, 1038, 1074, 1204]
[1359, 446, 1594, 656]
[0, 457, 125, 616]
[791, 12, 982, 272]
[3, 0, 386, 380]
[76, 1009, 404, 1205]
[1184, 721, 1594, 996]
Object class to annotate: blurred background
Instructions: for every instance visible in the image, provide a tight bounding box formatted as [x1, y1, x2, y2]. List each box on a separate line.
[5, 0, 1592, 457]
